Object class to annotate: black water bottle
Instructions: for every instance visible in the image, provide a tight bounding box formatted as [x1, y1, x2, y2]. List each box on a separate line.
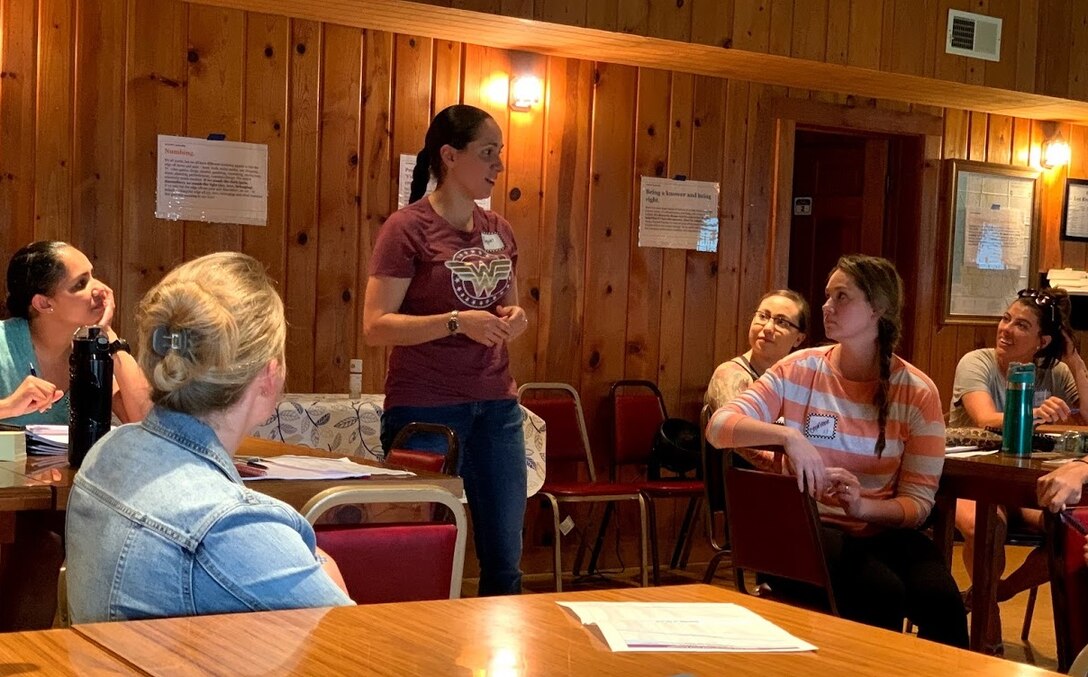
[69, 326, 130, 469]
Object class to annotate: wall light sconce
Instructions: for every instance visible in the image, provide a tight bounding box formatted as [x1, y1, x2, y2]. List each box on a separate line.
[1042, 128, 1071, 169]
[509, 75, 542, 112]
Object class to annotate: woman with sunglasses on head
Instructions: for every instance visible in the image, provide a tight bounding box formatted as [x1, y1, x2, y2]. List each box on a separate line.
[706, 255, 967, 648]
[949, 286, 1088, 651]
[704, 290, 808, 470]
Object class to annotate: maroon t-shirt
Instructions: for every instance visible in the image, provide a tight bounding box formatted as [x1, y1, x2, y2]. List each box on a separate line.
[370, 198, 519, 408]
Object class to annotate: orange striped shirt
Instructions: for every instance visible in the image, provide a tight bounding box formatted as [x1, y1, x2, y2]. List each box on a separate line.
[707, 345, 946, 534]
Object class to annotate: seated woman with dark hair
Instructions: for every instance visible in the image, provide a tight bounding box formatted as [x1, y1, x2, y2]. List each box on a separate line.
[65, 252, 352, 623]
[0, 241, 149, 423]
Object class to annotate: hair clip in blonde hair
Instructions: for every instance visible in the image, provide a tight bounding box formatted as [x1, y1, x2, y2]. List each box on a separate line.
[151, 326, 192, 358]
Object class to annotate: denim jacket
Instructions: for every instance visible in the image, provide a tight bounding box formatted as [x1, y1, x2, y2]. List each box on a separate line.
[66, 406, 353, 623]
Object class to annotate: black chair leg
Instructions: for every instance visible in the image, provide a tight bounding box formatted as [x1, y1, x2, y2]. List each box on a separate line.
[669, 496, 700, 570]
[584, 503, 615, 575]
[703, 548, 730, 583]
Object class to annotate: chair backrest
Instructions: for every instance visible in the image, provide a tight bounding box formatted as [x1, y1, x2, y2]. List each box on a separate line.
[724, 459, 837, 613]
[1053, 507, 1088, 671]
[610, 380, 667, 468]
[700, 404, 728, 552]
[386, 422, 460, 475]
[301, 484, 467, 604]
[518, 382, 597, 481]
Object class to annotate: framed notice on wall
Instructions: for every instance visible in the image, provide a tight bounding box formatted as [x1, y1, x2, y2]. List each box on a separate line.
[1061, 178, 1088, 242]
[942, 159, 1040, 324]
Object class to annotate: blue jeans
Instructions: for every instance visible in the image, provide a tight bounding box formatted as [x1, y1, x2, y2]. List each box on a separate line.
[381, 399, 527, 596]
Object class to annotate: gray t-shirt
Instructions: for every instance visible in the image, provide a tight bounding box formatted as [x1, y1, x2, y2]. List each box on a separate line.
[948, 348, 1078, 428]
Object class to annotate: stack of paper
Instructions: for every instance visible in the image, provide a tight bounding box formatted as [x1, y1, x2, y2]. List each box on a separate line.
[25, 425, 68, 456]
[557, 601, 817, 653]
[239, 455, 415, 481]
[1048, 268, 1088, 293]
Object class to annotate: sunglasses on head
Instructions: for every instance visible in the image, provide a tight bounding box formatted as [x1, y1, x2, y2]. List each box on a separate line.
[1017, 288, 1058, 322]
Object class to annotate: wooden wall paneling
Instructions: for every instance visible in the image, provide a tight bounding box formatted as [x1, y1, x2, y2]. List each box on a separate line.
[678, 74, 725, 420]
[581, 62, 637, 452]
[1012, 115, 1033, 167]
[985, 114, 1013, 166]
[34, 0, 73, 244]
[536, 56, 590, 387]
[908, 132, 944, 376]
[1068, 2, 1088, 104]
[461, 44, 510, 214]
[967, 111, 988, 161]
[927, 108, 970, 404]
[72, 0, 126, 291]
[1035, 0, 1072, 99]
[657, 72, 693, 417]
[501, 52, 546, 387]
[766, 0, 793, 58]
[451, 0, 501, 14]
[182, 4, 246, 259]
[241, 13, 289, 287]
[963, 0, 987, 87]
[932, 0, 968, 84]
[120, 0, 188, 341]
[983, 0, 1018, 90]
[1037, 121, 1069, 273]
[624, 67, 669, 383]
[585, 0, 618, 32]
[738, 84, 777, 338]
[689, 0, 733, 49]
[431, 39, 462, 111]
[648, 0, 692, 43]
[358, 29, 393, 393]
[824, 0, 849, 66]
[391, 34, 433, 193]
[283, 18, 321, 392]
[882, 0, 935, 111]
[846, 0, 882, 70]
[0, 0, 38, 283]
[499, 0, 532, 20]
[712, 79, 748, 368]
[1014, 0, 1038, 94]
[731, 0, 771, 52]
[312, 24, 362, 393]
[533, 0, 584, 27]
[1062, 125, 1088, 270]
[617, 0, 648, 37]
[788, 1, 827, 100]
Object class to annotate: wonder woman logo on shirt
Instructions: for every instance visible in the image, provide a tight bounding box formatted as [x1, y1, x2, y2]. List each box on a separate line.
[445, 247, 514, 308]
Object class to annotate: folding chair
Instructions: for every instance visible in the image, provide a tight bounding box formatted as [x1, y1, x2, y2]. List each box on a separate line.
[723, 454, 838, 615]
[598, 380, 703, 585]
[517, 383, 648, 591]
[301, 484, 467, 603]
[385, 422, 460, 475]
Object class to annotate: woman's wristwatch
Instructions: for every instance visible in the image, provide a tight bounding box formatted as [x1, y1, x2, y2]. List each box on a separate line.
[446, 310, 459, 335]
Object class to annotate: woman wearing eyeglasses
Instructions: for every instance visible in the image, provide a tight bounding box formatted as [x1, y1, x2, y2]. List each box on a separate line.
[950, 286, 1088, 651]
[707, 255, 967, 648]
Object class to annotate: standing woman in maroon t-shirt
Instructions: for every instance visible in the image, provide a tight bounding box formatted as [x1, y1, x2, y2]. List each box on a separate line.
[363, 105, 529, 596]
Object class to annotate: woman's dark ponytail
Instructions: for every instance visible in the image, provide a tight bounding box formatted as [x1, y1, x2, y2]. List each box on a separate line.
[409, 148, 432, 204]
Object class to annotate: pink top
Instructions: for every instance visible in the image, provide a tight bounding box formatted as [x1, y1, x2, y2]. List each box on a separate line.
[370, 198, 518, 408]
[707, 345, 946, 535]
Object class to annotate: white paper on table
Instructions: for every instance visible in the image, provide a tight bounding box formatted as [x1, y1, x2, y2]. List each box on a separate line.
[240, 455, 415, 481]
[557, 602, 817, 653]
[945, 448, 1000, 458]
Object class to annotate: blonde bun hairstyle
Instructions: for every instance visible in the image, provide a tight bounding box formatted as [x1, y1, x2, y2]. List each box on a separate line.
[136, 252, 286, 415]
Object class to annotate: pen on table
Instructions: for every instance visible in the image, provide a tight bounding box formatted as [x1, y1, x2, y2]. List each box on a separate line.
[1060, 509, 1088, 536]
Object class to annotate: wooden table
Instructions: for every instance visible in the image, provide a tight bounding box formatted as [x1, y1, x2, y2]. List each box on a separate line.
[70, 584, 1057, 676]
[0, 627, 141, 675]
[933, 451, 1082, 666]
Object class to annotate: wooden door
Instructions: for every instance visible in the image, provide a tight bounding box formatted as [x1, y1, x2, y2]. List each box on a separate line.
[788, 130, 889, 345]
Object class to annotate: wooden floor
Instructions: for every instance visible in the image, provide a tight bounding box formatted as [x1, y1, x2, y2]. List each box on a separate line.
[465, 543, 1060, 672]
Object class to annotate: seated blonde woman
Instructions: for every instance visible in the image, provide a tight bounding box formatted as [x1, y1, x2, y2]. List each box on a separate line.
[704, 289, 809, 470]
[65, 252, 352, 622]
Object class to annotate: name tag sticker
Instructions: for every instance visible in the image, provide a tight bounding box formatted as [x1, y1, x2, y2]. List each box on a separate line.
[482, 232, 505, 252]
[805, 413, 838, 440]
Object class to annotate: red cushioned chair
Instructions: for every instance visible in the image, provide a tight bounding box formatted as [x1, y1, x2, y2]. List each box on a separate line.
[589, 380, 703, 585]
[724, 454, 838, 615]
[301, 484, 467, 604]
[1049, 506, 1088, 672]
[518, 382, 648, 591]
[385, 422, 460, 475]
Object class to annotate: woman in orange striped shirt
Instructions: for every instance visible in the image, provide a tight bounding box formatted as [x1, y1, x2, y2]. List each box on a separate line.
[706, 254, 967, 647]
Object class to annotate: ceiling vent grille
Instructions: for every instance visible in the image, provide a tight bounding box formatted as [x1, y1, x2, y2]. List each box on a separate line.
[946, 9, 1002, 62]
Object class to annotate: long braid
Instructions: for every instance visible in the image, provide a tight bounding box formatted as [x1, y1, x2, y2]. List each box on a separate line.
[874, 318, 897, 457]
